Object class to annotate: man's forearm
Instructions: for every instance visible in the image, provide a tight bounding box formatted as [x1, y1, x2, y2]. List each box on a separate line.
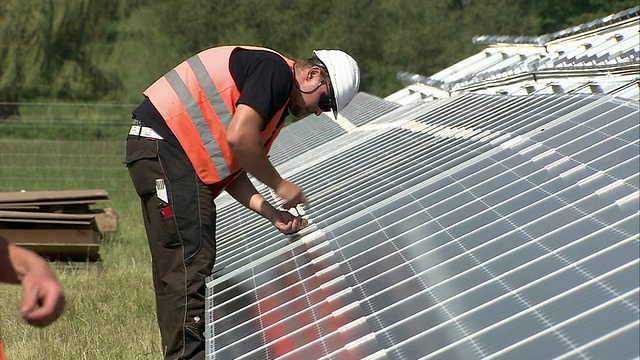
[225, 173, 278, 220]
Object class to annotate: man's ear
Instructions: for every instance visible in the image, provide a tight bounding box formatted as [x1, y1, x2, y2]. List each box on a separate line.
[308, 66, 322, 80]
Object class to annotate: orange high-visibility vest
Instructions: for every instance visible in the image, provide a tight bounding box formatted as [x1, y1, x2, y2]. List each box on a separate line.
[144, 46, 294, 185]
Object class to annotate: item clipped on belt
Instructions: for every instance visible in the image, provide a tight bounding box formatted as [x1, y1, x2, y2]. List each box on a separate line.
[129, 124, 164, 140]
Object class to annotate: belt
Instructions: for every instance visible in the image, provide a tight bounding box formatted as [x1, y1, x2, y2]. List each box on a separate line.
[129, 125, 164, 139]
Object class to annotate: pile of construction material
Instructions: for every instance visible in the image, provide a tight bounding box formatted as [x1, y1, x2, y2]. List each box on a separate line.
[0, 189, 117, 265]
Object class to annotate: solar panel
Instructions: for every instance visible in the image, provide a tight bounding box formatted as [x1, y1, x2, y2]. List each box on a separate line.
[400, 10, 639, 96]
[268, 113, 346, 167]
[268, 92, 400, 167]
[339, 92, 403, 127]
[205, 92, 639, 359]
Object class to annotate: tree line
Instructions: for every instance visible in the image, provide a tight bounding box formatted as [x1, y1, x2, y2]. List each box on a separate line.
[0, 0, 636, 118]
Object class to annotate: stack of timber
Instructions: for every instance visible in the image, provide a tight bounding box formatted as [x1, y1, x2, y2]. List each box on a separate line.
[0, 189, 117, 264]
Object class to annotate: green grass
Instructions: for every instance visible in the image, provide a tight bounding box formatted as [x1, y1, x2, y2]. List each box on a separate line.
[0, 102, 133, 141]
[0, 128, 165, 358]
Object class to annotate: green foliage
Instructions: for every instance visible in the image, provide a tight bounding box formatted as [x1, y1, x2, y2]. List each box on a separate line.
[1, 0, 636, 105]
[528, 0, 639, 33]
[0, 0, 141, 103]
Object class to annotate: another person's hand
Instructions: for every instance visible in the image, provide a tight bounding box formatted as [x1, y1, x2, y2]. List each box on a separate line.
[19, 260, 65, 327]
[271, 210, 308, 235]
[275, 180, 308, 209]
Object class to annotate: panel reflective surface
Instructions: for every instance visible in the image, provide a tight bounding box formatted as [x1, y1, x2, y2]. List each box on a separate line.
[206, 91, 639, 359]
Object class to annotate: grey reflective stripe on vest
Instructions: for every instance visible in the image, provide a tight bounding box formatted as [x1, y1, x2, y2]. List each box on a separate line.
[163, 54, 234, 180]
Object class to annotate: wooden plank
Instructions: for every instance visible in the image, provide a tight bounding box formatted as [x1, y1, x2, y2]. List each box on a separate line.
[17, 243, 101, 262]
[0, 205, 40, 210]
[0, 228, 101, 245]
[92, 208, 119, 233]
[0, 189, 109, 205]
[0, 218, 93, 226]
[0, 201, 97, 209]
[0, 210, 96, 222]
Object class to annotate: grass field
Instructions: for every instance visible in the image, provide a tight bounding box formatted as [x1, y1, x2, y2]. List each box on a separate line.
[0, 115, 165, 359]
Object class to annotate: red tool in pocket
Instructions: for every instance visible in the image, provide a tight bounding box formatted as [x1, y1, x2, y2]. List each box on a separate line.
[158, 202, 174, 218]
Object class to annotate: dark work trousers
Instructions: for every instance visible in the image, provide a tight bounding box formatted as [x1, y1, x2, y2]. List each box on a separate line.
[125, 135, 216, 360]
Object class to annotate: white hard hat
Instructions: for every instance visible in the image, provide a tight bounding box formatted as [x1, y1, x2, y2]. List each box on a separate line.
[313, 50, 360, 119]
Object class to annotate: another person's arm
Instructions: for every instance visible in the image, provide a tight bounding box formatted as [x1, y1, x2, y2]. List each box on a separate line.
[225, 172, 308, 234]
[0, 236, 65, 327]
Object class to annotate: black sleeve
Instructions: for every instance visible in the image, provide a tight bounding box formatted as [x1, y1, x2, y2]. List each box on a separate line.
[230, 50, 293, 127]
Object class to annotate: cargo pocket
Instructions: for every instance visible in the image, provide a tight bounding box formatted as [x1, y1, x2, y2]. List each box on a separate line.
[125, 138, 163, 198]
[157, 140, 208, 260]
[159, 216, 181, 249]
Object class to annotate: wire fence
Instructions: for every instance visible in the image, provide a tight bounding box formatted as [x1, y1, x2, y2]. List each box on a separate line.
[0, 103, 136, 195]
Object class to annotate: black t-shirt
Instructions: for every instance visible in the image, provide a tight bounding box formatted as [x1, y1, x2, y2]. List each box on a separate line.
[132, 49, 293, 149]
